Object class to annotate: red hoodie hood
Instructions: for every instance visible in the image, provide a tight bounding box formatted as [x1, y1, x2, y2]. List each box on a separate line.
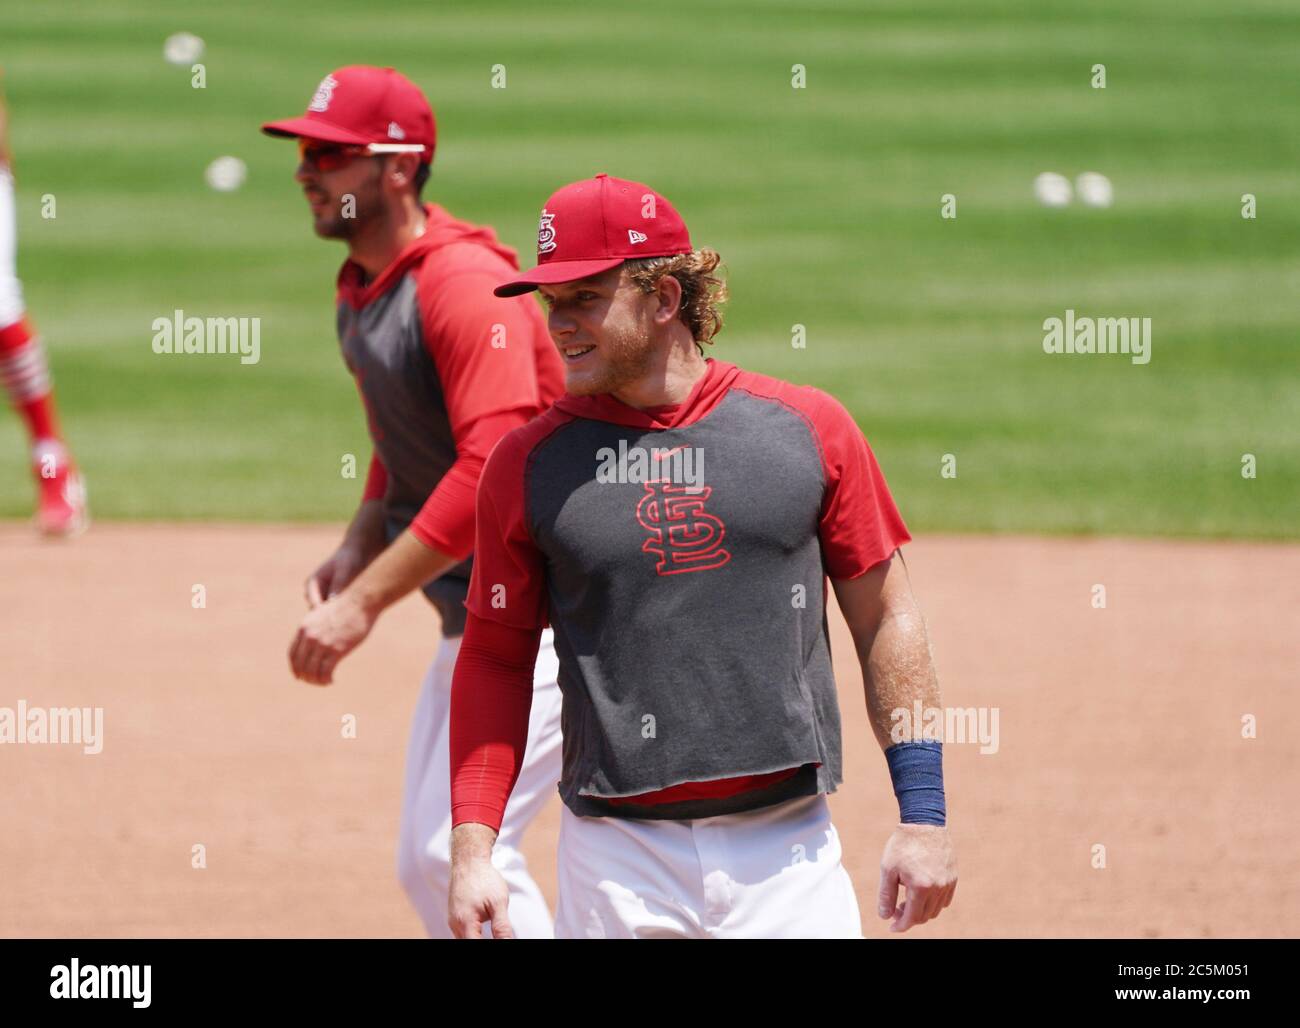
[337, 203, 520, 308]
[552, 358, 742, 431]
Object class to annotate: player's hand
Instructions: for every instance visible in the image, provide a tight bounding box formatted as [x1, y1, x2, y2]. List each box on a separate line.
[304, 543, 369, 608]
[448, 825, 514, 939]
[287, 591, 376, 685]
[876, 824, 957, 933]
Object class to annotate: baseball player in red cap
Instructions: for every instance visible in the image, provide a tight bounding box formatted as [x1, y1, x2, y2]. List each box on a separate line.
[446, 174, 958, 938]
[263, 66, 566, 937]
[0, 69, 87, 536]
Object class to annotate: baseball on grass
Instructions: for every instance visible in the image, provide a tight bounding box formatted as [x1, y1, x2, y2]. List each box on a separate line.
[1076, 171, 1114, 208]
[1033, 172, 1073, 208]
[163, 32, 205, 66]
[205, 156, 247, 193]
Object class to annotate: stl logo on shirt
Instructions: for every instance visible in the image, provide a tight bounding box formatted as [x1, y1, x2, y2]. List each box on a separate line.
[635, 481, 731, 576]
[309, 74, 339, 113]
[538, 209, 558, 254]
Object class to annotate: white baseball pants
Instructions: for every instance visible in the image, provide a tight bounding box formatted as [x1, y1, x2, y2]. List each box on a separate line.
[397, 627, 564, 938]
[0, 166, 28, 327]
[554, 793, 863, 938]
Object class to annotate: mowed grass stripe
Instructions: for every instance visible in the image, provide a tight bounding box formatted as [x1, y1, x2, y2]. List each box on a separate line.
[0, 0, 1295, 536]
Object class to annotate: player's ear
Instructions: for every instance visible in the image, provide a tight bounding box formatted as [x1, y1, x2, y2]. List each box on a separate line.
[386, 153, 418, 191]
[652, 273, 683, 325]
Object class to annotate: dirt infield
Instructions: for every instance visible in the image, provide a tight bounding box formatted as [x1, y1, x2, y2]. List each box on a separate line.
[1, 523, 1296, 937]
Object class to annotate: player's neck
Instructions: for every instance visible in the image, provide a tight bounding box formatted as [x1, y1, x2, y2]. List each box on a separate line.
[611, 337, 709, 410]
[347, 200, 427, 283]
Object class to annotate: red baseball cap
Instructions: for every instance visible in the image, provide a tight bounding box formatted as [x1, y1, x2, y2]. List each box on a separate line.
[494, 174, 693, 297]
[261, 65, 435, 164]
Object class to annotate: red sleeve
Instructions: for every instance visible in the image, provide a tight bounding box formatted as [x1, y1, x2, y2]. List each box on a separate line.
[409, 258, 553, 559]
[809, 390, 912, 578]
[415, 262, 550, 435]
[464, 426, 551, 630]
[361, 451, 388, 502]
[408, 408, 533, 559]
[449, 612, 543, 831]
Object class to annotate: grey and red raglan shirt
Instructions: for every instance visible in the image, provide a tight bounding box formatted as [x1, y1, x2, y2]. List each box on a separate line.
[336, 203, 563, 636]
[449, 357, 912, 826]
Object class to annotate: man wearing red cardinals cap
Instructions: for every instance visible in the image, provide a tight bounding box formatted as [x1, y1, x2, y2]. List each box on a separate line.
[446, 174, 958, 938]
[263, 66, 566, 938]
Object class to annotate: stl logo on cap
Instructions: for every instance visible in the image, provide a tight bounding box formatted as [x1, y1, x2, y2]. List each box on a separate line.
[308, 74, 339, 113]
[538, 209, 558, 255]
[494, 174, 693, 297]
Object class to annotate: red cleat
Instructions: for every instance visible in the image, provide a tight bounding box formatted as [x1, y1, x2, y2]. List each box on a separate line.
[32, 441, 89, 538]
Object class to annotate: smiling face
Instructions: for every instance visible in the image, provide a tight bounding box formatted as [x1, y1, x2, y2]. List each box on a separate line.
[293, 141, 388, 239]
[538, 265, 663, 397]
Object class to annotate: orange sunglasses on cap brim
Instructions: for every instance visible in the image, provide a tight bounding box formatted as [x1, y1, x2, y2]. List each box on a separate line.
[297, 137, 425, 172]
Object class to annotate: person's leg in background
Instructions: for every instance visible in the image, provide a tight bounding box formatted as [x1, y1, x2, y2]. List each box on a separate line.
[0, 86, 87, 537]
[485, 627, 564, 937]
[397, 629, 564, 938]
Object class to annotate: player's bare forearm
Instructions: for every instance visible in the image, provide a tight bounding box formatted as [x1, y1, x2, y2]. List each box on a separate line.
[342, 528, 459, 617]
[290, 530, 461, 685]
[450, 821, 497, 862]
[343, 497, 387, 559]
[831, 551, 942, 752]
[833, 552, 956, 932]
[302, 500, 385, 609]
[335, 499, 384, 571]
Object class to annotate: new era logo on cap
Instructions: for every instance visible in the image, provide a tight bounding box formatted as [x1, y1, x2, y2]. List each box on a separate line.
[495, 174, 693, 296]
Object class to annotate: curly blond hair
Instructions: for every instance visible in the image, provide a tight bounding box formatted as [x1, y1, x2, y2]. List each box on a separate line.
[624, 249, 728, 345]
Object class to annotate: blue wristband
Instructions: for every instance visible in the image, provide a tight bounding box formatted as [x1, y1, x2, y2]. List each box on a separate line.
[884, 740, 946, 826]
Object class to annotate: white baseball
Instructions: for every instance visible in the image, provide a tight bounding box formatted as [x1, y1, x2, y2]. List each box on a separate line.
[163, 32, 205, 66]
[1033, 172, 1073, 208]
[1076, 172, 1114, 208]
[204, 156, 247, 193]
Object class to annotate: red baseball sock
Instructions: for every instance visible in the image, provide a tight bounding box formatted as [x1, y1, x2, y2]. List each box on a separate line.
[0, 316, 63, 447]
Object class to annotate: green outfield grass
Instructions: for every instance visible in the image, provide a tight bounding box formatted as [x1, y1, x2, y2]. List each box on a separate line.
[2, 0, 1297, 537]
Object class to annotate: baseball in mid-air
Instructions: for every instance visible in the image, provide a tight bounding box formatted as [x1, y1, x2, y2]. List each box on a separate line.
[163, 32, 205, 66]
[1075, 171, 1114, 208]
[1033, 172, 1073, 208]
[205, 156, 247, 193]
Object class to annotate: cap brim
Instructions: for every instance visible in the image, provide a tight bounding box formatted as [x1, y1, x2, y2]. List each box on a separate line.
[493, 257, 627, 297]
[260, 116, 372, 145]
